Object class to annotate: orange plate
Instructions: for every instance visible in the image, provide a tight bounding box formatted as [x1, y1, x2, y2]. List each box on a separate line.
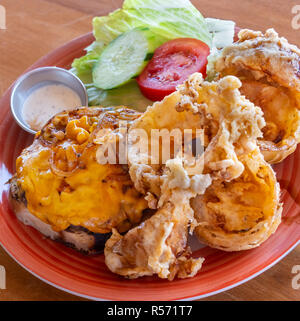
[0, 33, 299, 301]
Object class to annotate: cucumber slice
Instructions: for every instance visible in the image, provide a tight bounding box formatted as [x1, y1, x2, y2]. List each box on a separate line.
[93, 29, 149, 90]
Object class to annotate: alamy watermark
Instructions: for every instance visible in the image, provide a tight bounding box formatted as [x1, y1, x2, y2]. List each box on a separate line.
[0, 265, 5, 290]
[292, 5, 300, 29]
[291, 265, 300, 290]
[94, 122, 205, 174]
[0, 4, 6, 29]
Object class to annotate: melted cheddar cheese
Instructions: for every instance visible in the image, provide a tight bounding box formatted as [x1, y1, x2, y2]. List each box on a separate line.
[15, 107, 147, 234]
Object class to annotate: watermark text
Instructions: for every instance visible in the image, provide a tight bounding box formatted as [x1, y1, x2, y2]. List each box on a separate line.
[291, 265, 300, 290]
[0, 265, 6, 290]
[292, 5, 300, 29]
[0, 5, 6, 30]
[95, 123, 205, 175]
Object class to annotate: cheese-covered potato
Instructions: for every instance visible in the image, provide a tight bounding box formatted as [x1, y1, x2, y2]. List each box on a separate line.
[15, 107, 147, 234]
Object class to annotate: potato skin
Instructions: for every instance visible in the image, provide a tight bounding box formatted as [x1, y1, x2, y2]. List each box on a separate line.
[9, 188, 111, 254]
[9, 106, 146, 254]
[9, 163, 111, 255]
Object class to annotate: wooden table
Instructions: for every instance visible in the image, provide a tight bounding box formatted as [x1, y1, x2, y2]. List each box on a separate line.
[0, 0, 299, 301]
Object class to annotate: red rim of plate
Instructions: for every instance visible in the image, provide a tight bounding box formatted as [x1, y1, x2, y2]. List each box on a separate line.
[0, 32, 299, 301]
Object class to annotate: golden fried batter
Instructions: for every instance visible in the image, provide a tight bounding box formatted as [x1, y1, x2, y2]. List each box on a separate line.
[213, 29, 300, 163]
[191, 150, 282, 251]
[105, 190, 204, 280]
[104, 74, 282, 279]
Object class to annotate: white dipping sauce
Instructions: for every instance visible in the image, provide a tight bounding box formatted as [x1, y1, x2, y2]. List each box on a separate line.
[22, 84, 82, 131]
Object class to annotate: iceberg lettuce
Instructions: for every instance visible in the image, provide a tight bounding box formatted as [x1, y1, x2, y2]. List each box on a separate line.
[72, 0, 211, 79]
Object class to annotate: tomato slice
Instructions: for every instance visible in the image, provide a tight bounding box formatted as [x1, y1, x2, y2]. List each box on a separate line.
[137, 38, 210, 101]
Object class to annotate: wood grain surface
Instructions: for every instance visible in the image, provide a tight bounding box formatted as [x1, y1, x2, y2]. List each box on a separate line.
[0, 0, 299, 301]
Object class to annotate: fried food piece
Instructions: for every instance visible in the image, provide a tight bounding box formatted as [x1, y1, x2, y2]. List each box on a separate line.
[105, 190, 204, 280]
[13, 107, 147, 236]
[213, 29, 300, 163]
[105, 81, 212, 280]
[104, 74, 281, 279]
[191, 150, 282, 251]
[175, 74, 282, 251]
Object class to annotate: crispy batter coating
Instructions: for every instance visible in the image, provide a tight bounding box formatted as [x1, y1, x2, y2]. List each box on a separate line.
[105, 190, 204, 280]
[176, 74, 282, 251]
[104, 74, 282, 279]
[191, 150, 282, 251]
[213, 28, 300, 163]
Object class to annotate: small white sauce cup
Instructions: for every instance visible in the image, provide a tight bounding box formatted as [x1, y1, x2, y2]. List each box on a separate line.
[10, 67, 88, 134]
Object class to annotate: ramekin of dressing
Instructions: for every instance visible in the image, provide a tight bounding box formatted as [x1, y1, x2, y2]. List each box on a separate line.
[11, 67, 88, 134]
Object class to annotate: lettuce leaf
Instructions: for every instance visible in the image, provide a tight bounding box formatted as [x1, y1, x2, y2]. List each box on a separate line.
[72, 0, 211, 79]
[122, 0, 211, 45]
[86, 80, 152, 112]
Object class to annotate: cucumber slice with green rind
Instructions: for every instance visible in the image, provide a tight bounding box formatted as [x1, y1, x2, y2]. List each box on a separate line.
[93, 29, 149, 90]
